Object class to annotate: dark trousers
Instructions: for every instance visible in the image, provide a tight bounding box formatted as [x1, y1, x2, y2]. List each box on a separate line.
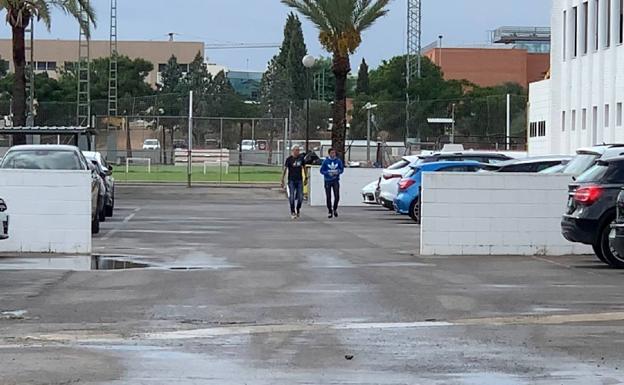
[288, 179, 304, 214]
[324, 180, 340, 212]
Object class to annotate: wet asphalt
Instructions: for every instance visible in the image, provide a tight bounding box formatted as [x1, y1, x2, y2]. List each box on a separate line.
[1, 186, 624, 384]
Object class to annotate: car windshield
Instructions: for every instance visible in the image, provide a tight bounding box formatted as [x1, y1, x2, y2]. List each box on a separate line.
[242, 140, 254, 146]
[576, 164, 609, 182]
[539, 164, 565, 174]
[145, 140, 158, 145]
[562, 154, 600, 176]
[387, 159, 410, 170]
[0, 150, 82, 170]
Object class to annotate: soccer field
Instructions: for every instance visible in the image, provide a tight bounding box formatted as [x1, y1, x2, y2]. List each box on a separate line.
[114, 165, 282, 183]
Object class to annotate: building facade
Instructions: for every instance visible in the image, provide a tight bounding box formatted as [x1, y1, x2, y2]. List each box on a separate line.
[424, 46, 550, 88]
[528, 0, 624, 155]
[0, 39, 205, 86]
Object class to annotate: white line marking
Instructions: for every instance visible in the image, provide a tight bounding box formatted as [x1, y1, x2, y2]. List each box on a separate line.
[101, 208, 140, 241]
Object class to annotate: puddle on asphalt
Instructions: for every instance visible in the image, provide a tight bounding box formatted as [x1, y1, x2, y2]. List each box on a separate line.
[0, 255, 217, 271]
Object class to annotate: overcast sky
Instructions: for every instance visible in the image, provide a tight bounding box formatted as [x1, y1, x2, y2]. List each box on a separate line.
[0, 0, 552, 71]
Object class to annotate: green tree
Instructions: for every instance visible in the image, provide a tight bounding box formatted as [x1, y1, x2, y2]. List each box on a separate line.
[277, 13, 308, 102]
[160, 55, 184, 95]
[0, 0, 95, 143]
[282, 0, 390, 158]
[356, 58, 369, 96]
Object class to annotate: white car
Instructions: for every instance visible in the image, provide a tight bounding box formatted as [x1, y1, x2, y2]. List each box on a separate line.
[143, 139, 161, 150]
[362, 180, 379, 204]
[0, 198, 8, 240]
[378, 155, 421, 209]
[241, 140, 257, 151]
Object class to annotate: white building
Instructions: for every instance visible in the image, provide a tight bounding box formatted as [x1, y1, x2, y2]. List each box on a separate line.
[528, 0, 624, 155]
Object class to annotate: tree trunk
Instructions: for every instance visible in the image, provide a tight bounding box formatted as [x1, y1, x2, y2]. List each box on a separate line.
[11, 25, 27, 144]
[331, 54, 350, 160]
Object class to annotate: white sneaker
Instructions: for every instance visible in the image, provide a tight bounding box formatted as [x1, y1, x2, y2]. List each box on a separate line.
[291, 214, 297, 220]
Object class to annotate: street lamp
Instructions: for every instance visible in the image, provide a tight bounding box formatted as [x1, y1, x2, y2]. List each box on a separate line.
[302, 55, 316, 153]
[438, 35, 443, 67]
[363, 102, 378, 165]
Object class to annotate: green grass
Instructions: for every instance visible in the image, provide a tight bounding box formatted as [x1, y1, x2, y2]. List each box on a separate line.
[114, 165, 282, 183]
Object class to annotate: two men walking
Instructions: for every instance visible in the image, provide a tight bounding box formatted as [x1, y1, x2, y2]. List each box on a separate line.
[282, 146, 344, 220]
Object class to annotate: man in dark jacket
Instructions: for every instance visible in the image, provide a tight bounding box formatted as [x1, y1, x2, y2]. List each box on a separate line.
[282, 145, 306, 219]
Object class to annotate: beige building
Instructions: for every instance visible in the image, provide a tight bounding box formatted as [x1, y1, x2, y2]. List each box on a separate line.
[0, 39, 205, 86]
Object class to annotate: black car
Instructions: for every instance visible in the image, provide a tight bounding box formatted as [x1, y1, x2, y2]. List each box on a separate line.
[482, 156, 572, 173]
[562, 157, 624, 267]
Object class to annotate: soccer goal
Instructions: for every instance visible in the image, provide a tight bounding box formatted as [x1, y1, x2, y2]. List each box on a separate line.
[126, 158, 152, 173]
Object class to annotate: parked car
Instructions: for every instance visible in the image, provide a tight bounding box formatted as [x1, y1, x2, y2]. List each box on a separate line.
[143, 139, 161, 150]
[609, 189, 624, 268]
[173, 139, 188, 149]
[482, 156, 572, 173]
[394, 161, 486, 222]
[378, 151, 513, 210]
[240, 140, 257, 151]
[83, 151, 115, 218]
[561, 156, 624, 266]
[377, 155, 421, 209]
[561, 144, 624, 177]
[0, 145, 104, 234]
[0, 198, 8, 240]
[362, 180, 379, 204]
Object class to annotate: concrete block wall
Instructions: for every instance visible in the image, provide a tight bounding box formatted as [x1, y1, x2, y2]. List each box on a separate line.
[420, 173, 593, 256]
[0, 170, 92, 254]
[310, 167, 382, 207]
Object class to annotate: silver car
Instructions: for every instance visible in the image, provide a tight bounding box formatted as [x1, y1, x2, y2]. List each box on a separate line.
[0, 145, 104, 234]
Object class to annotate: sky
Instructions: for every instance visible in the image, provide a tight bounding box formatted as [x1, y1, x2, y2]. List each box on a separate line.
[0, 0, 552, 72]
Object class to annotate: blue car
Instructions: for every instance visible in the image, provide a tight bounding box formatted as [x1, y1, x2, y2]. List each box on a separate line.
[394, 161, 485, 222]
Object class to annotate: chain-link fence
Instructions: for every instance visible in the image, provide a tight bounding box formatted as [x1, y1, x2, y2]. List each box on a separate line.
[0, 93, 528, 182]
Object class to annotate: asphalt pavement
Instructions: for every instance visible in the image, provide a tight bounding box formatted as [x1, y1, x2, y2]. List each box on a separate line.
[1, 186, 624, 384]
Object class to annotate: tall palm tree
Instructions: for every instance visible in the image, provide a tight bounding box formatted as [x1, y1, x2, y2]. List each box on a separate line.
[0, 0, 95, 143]
[281, 0, 389, 158]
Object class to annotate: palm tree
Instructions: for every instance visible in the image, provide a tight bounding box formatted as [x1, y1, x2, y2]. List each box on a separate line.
[0, 0, 96, 144]
[281, 0, 389, 158]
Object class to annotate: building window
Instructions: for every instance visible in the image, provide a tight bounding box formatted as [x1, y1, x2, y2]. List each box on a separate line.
[620, 0, 624, 43]
[530, 122, 537, 138]
[158, 63, 167, 72]
[562, 111, 567, 132]
[572, 110, 577, 131]
[584, 2, 590, 53]
[573, 6, 579, 57]
[564, 10, 568, 59]
[64, 61, 76, 71]
[539, 121, 546, 137]
[47, 62, 57, 71]
[530, 121, 547, 137]
[593, 106, 600, 144]
[583, 108, 588, 130]
[36, 61, 46, 71]
[595, 0, 600, 50]
[607, 0, 612, 47]
[605, 104, 611, 127]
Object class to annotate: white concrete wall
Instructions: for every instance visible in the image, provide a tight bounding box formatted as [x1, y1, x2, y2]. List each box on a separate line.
[529, 0, 624, 156]
[310, 167, 381, 207]
[528, 79, 552, 156]
[0, 170, 92, 254]
[420, 173, 592, 256]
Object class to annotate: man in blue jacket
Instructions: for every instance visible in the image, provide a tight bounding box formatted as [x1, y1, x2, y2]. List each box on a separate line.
[320, 148, 344, 219]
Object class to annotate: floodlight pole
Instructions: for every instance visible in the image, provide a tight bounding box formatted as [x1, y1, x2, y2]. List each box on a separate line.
[187, 91, 193, 188]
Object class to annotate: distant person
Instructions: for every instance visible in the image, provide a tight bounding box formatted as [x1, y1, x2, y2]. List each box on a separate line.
[320, 148, 345, 219]
[282, 145, 306, 219]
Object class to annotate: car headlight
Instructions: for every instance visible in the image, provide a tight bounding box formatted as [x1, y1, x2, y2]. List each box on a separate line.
[0, 199, 6, 212]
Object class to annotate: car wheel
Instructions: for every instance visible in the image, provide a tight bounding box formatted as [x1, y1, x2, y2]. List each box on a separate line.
[91, 214, 100, 234]
[408, 199, 421, 224]
[99, 205, 106, 222]
[600, 218, 624, 269]
[592, 243, 608, 264]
